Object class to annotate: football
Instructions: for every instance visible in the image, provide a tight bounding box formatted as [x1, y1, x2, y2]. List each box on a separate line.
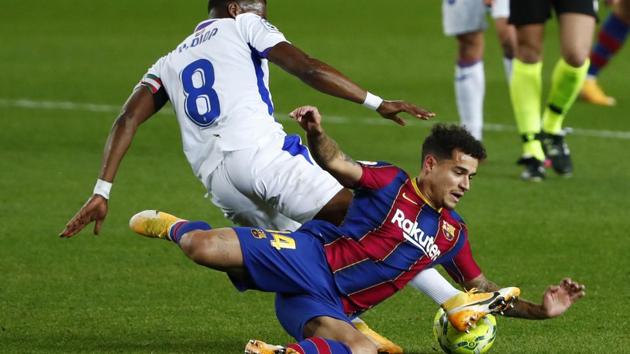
[433, 308, 497, 354]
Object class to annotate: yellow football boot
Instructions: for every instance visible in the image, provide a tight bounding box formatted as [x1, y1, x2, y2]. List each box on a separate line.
[580, 78, 616, 106]
[442, 287, 520, 332]
[129, 210, 183, 240]
[354, 320, 403, 354]
[244, 339, 297, 354]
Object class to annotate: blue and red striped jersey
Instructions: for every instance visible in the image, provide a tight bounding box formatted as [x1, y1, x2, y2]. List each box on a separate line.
[300, 161, 481, 316]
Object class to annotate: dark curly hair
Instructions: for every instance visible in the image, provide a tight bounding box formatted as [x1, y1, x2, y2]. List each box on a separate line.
[208, 0, 227, 13]
[421, 123, 487, 162]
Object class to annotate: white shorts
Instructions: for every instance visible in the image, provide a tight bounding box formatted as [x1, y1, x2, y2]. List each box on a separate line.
[205, 132, 343, 231]
[442, 0, 510, 36]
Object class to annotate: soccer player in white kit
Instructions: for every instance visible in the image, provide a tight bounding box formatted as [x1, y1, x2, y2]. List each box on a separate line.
[60, 1, 496, 352]
[60, 0, 434, 236]
[442, 0, 516, 140]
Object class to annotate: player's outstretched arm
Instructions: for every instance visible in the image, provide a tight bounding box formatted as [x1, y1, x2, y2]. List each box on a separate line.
[290, 106, 362, 187]
[268, 42, 435, 125]
[463, 274, 586, 320]
[59, 88, 164, 238]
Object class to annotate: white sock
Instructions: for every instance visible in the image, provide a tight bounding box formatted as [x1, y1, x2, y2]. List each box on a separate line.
[351, 317, 364, 324]
[503, 56, 513, 83]
[409, 268, 460, 305]
[455, 61, 485, 140]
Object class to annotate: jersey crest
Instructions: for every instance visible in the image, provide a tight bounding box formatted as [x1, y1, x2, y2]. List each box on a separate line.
[442, 220, 457, 241]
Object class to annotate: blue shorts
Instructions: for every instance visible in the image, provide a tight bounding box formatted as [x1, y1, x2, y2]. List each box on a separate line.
[231, 227, 352, 340]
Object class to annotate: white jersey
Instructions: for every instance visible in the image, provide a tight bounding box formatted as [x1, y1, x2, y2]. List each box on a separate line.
[139, 13, 288, 181]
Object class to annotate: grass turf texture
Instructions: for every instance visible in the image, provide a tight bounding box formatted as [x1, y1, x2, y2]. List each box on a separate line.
[1, 0, 629, 353]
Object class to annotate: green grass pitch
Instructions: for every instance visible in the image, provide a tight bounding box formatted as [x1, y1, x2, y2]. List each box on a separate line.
[1, 1, 629, 353]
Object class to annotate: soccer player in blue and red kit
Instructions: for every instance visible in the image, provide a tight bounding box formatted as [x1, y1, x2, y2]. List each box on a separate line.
[130, 106, 586, 353]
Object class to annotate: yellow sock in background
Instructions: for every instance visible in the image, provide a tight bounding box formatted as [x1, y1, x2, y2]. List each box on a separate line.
[509, 59, 545, 160]
[542, 58, 590, 134]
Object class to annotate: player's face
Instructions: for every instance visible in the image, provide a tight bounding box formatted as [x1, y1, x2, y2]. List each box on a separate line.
[426, 150, 478, 210]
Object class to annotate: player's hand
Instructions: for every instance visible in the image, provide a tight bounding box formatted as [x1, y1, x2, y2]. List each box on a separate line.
[289, 105, 324, 134]
[541, 278, 586, 318]
[376, 100, 435, 126]
[59, 195, 109, 238]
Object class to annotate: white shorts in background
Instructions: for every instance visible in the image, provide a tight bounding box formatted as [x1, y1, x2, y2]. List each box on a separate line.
[442, 0, 510, 36]
[491, 0, 509, 19]
[205, 132, 343, 231]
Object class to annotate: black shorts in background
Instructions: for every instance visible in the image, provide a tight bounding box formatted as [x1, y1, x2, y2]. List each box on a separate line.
[509, 0, 598, 26]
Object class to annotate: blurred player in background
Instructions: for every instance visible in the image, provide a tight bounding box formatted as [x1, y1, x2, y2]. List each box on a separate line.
[581, 0, 630, 106]
[442, 0, 516, 140]
[128, 110, 585, 354]
[508, 0, 597, 181]
[57, 1, 497, 353]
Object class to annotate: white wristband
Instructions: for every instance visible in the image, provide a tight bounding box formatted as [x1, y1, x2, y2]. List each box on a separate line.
[362, 92, 383, 111]
[93, 179, 112, 200]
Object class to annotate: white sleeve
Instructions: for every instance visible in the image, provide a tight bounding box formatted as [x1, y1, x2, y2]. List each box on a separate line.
[235, 13, 289, 58]
[135, 56, 166, 93]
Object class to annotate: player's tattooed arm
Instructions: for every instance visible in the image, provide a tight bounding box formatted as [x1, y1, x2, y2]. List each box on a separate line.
[462, 274, 501, 293]
[464, 274, 547, 319]
[290, 106, 363, 187]
[503, 278, 586, 320]
[463, 275, 585, 320]
[308, 128, 361, 175]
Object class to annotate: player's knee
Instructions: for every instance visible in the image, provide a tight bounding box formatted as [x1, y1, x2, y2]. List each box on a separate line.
[495, 21, 516, 57]
[179, 230, 220, 264]
[562, 52, 588, 67]
[456, 32, 483, 62]
[516, 46, 541, 63]
[516, 36, 542, 63]
[497, 32, 516, 58]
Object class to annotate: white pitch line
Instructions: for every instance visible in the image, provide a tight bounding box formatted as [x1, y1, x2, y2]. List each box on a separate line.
[0, 98, 120, 113]
[2, 97, 630, 140]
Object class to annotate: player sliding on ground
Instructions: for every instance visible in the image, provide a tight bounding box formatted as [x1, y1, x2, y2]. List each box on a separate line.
[129, 108, 585, 353]
[59, 1, 447, 349]
[58, 0, 529, 351]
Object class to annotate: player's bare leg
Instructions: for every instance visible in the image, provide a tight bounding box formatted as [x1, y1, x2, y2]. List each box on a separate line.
[129, 210, 246, 275]
[304, 316, 377, 354]
[352, 318, 402, 354]
[558, 14, 594, 68]
[540, 14, 594, 176]
[494, 17, 517, 81]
